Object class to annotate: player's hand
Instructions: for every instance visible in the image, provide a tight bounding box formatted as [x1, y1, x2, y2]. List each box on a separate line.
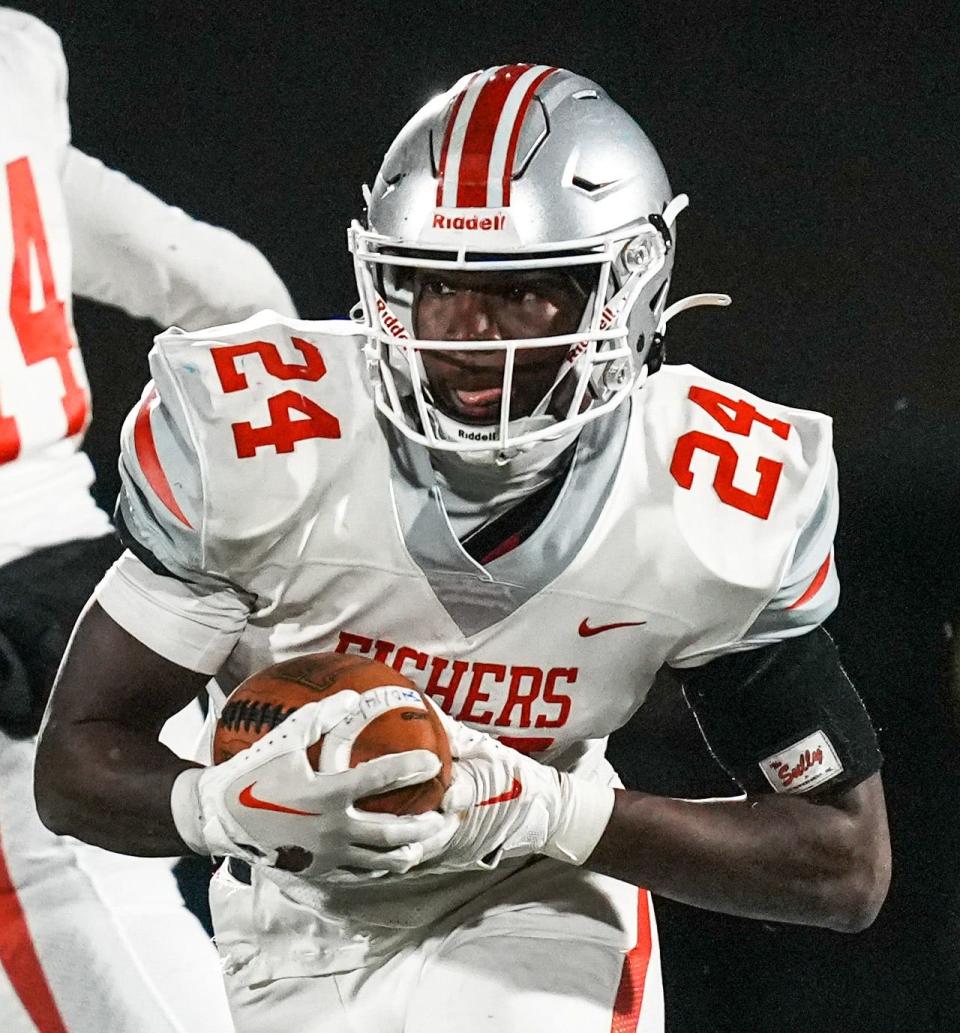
[170, 692, 456, 878]
[415, 705, 617, 874]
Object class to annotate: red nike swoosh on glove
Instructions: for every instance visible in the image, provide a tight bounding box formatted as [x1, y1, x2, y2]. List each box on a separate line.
[475, 777, 523, 807]
[578, 618, 647, 637]
[238, 782, 322, 816]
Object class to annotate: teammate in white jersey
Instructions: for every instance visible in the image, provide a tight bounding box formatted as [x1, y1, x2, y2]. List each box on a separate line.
[0, 7, 296, 1033]
[37, 65, 890, 1033]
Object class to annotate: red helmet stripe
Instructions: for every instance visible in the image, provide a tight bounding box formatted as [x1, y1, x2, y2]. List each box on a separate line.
[434, 72, 480, 207]
[455, 64, 533, 207]
[499, 66, 558, 206]
[435, 65, 559, 209]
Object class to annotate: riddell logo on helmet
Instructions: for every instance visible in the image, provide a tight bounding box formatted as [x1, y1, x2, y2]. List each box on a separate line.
[376, 297, 409, 339]
[562, 307, 616, 368]
[432, 212, 507, 231]
[458, 427, 498, 441]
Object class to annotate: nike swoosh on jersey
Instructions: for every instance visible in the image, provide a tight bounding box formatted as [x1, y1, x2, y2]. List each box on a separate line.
[238, 783, 322, 817]
[578, 618, 647, 637]
[475, 777, 523, 807]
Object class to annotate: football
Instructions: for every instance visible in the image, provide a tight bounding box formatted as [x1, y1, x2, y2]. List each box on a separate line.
[213, 652, 452, 815]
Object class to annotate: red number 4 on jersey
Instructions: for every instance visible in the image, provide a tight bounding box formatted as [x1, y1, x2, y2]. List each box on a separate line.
[0, 156, 88, 463]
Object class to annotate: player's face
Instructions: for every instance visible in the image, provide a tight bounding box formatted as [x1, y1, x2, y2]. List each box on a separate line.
[412, 269, 588, 425]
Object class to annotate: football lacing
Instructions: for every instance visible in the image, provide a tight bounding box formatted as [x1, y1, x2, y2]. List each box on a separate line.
[220, 698, 296, 734]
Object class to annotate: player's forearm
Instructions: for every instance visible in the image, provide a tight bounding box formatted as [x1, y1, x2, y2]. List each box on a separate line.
[35, 720, 200, 856]
[585, 776, 890, 932]
[36, 602, 215, 855]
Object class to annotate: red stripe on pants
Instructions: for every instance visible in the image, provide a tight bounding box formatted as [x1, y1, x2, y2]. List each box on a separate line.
[610, 889, 653, 1032]
[0, 828, 69, 1033]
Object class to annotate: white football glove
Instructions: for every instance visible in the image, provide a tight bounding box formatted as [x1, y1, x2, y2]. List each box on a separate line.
[170, 692, 456, 879]
[415, 703, 616, 874]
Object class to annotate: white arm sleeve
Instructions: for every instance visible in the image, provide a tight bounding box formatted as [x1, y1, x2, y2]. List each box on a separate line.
[62, 147, 297, 328]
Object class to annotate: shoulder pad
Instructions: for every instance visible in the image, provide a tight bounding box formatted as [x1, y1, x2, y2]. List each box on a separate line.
[641, 364, 834, 592]
[118, 312, 372, 584]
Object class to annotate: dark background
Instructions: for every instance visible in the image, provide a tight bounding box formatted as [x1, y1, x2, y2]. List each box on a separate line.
[16, 2, 960, 1030]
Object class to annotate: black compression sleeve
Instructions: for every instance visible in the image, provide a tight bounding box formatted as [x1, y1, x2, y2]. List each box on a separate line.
[674, 628, 882, 796]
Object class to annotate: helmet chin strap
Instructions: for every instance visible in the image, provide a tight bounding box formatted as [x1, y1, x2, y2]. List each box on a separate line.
[426, 408, 577, 466]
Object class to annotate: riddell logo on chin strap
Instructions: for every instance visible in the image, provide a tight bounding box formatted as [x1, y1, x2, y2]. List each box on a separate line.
[432, 212, 507, 231]
[458, 427, 497, 441]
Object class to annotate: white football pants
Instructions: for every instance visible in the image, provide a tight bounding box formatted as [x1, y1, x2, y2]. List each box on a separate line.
[0, 725, 233, 1033]
[212, 855, 664, 1033]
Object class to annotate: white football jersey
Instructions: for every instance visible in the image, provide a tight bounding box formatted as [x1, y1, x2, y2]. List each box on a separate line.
[97, 311, 840, 942]
[102, 311, 839, 749]
[0, 8, 295, 565]
[95, 309, 839, 946]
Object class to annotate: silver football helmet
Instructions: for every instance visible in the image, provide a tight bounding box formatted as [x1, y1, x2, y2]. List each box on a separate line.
[349, 64, 728, 461]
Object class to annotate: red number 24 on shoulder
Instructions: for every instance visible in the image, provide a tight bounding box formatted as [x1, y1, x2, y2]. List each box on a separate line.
[669, 386, 792, 520]
[210, 338, 341, 458]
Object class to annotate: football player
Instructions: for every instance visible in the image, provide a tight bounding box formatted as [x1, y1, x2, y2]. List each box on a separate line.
[36, 65, 890, 1033]
[0, 7, 296, 1033]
